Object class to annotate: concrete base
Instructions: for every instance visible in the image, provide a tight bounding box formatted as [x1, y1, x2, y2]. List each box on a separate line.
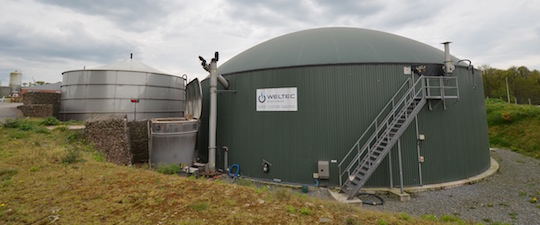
[328, 189, 363, 205]
[389, 188, 410, 201]
[330, 157, 499, 203]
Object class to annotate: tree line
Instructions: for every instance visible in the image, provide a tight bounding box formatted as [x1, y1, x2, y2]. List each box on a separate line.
[480, 65, 540, 105]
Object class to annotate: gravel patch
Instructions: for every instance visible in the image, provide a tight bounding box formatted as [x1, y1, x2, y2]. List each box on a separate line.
[365, 148, 540, 225]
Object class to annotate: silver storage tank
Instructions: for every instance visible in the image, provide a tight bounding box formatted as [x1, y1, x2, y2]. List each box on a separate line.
[149, 79, 202, 168]
[60, 59, 186, 121]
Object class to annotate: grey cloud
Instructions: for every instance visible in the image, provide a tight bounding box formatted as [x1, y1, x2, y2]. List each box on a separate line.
[35, 0, 170, 32]
[225, 0, 385, 27]
[0, 20, 135, 64]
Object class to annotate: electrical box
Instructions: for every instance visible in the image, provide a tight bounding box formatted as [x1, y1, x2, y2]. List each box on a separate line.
[318, 161, 329, 179]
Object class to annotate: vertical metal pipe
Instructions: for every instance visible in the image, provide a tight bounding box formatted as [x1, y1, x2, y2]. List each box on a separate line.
[224, 147, 228, 171]
[208, 59, 218, 172]
[415, 116, 423, 186]
[398, 139, 404, 194]
[388, 146, 393, 189]
[442, 42, 455, 75]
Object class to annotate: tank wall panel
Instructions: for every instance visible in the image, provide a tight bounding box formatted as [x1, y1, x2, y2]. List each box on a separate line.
[60, 70, 186, 121]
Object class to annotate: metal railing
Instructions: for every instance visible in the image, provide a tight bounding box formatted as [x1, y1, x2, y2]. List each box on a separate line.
[338, 75, 459, 187]
[338, 76, 424, 186]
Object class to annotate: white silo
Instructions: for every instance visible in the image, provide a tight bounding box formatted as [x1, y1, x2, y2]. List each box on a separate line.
[9, 70, 22, 93]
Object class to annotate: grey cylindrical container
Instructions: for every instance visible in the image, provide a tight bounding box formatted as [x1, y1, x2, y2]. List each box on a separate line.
[149, 79, 202, 168]
[150, 118, 199, 168]
[60, 59, 186, 121]
[9, 71, 22, 93]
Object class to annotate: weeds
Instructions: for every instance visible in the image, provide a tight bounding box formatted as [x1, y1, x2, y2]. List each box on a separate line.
[92, 151, 105, 162]
[34, 126, 50, 134]
[274, 188, 292, 201]
[399, 212, 412, 221]
[439, 214, 460, 222]
[156, 163, 181, 175]
[61, 147, 82, 165]
[0, 168, 17, 181]
[344, 216, 358, 225]
[285, 205, 295, 213]
[2, 118, 20, 128]
[40, 116, 59, 126]
[299, 207, 312, 215]
[189, 202, 208, 211]
[508, 212, 517, 220]
[420, 214, 437, 221]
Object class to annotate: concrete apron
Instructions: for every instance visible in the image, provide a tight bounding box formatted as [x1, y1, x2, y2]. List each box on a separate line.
[330, 157, 500, 204]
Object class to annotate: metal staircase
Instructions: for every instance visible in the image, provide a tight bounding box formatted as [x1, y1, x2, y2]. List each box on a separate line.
[338, 75, 458, 199]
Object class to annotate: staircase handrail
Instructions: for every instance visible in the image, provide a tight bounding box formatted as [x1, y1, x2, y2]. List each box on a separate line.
[338, 75, 426, 186]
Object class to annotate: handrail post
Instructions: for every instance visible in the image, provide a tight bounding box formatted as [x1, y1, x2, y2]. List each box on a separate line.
[339, 165, 342, 186]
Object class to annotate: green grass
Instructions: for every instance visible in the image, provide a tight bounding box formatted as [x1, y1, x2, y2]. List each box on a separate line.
[486, 98, 540, 159]
[155, 163, 182, 175]
[0, 118, 481, 224]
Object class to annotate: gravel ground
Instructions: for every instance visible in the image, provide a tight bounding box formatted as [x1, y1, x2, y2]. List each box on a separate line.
[364, 148, 540, 225]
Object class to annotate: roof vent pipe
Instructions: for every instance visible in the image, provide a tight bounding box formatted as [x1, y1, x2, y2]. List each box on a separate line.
[442, 42, 455, 74]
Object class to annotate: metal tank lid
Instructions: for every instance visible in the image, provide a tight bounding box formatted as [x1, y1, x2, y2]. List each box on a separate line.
[218, 27, 463, 74]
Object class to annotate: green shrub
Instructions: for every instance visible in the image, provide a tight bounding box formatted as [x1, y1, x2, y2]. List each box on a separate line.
[2, 119, 18, 128]
[40, 116, 59, 126]
[92, 151, 105, 162]
[156, 163, 182, 175]
[34, 126, 50, 134]
[285, 205, 295, 213]
[18, 122, 33, 131]
[299, 207, 312, 215]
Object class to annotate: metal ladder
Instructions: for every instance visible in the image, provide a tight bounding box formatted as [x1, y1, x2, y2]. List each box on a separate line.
[338, 75, 458, 199]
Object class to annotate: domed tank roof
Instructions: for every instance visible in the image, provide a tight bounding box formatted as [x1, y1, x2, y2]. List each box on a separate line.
[219, 27, 461, 74]
[92, 59, 168, 75]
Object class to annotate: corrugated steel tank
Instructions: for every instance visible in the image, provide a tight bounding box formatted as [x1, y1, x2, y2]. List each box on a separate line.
[60, 59, 186, 121]
[198, 28, 491, 187]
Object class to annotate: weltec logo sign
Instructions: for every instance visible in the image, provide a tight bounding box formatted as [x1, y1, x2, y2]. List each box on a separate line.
[256, 87, 297, 111]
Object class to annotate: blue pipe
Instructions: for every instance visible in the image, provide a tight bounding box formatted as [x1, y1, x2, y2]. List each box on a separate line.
[228, 164, 239, 178]
[313, 178, 319, 187]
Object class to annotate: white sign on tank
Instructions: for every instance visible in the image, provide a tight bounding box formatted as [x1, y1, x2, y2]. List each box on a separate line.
[256, 87, 297, 111]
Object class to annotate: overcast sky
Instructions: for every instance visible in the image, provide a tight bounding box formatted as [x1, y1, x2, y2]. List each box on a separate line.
[1, 0, 539, 85]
